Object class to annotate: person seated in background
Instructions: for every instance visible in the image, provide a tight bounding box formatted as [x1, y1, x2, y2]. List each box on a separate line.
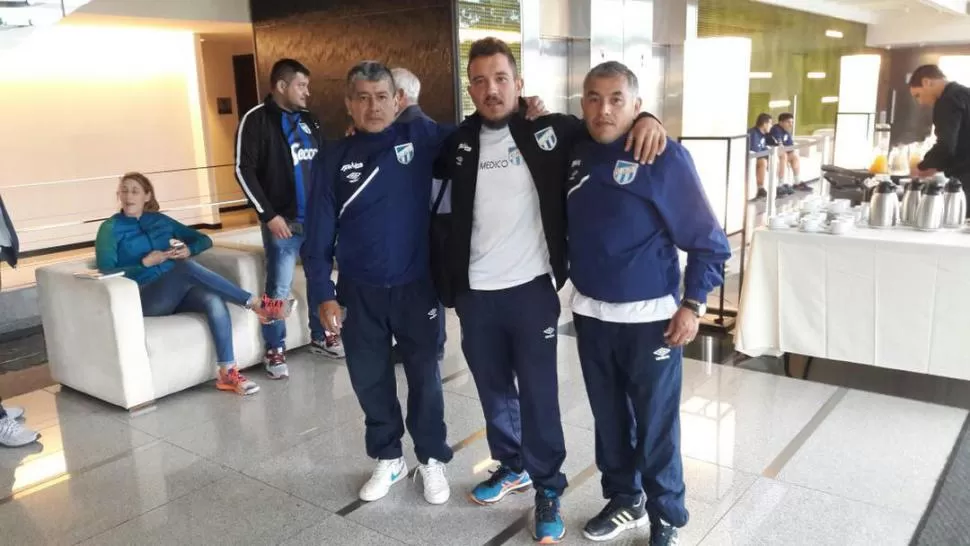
[95, 172, 294, 396]
[768, 113, 810, 192]
[0, 399, 37, 447]
[748, 113, 790, 200]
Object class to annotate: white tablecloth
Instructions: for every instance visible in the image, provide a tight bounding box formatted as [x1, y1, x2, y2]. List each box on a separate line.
[734, 226, 970, 380]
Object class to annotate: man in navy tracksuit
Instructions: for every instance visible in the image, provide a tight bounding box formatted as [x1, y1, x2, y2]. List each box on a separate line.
[566, 61, 730, 545]
[303, 61, 453, 506]
[768, 113, 810, 192]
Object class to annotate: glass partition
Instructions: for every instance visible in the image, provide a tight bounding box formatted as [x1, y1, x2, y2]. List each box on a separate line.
[698, 0, 868, 136]
[456, 0, 522, 120]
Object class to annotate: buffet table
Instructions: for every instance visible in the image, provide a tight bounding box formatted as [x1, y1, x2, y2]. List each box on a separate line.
[735, 225, 970, 380]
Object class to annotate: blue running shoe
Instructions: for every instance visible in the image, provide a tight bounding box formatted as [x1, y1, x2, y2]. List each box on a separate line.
[470, 465, 533, 505]
[533, 489, 565, 544]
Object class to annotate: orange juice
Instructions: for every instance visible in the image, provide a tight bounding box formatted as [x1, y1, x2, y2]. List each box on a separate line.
[910, 153, 922, 170]
[869, 154, 888, 174]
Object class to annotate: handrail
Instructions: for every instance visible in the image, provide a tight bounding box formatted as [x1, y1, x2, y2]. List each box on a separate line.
[748, 135, 825, 159]
[2, 163, 235, 190]
[16, 198, 250, 233]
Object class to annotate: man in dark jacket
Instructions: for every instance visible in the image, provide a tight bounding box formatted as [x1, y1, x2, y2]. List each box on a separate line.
[910, 64, 970, 209]
[234, 58, 344, 380]
[434, 37, 666, 544]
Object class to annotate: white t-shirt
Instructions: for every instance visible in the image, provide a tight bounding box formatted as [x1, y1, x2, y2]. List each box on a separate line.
[571, 291, 678, 324]
[469, 125, 552, 291]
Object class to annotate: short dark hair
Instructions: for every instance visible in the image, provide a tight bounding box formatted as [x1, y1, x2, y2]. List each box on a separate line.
[909, 64, 947, 87]
[778, 112, 794, 123]
[467, 37, 518, 77]
[584, 61, 639, 95]
[270, 59, 310, 87]
[345, 60, 396, 96]
[756, 113, 772, 127]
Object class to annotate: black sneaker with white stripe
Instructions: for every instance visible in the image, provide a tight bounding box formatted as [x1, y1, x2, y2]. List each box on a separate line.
[583, 494, 649, 541]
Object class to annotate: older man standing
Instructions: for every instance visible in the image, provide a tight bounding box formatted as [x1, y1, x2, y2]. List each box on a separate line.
[567, 61, 730, 545]
[303, 61, 454, 506]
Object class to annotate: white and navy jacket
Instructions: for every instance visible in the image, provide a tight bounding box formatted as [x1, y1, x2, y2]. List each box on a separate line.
[302, 117, 452, 304]
[566, 136, 731, 304]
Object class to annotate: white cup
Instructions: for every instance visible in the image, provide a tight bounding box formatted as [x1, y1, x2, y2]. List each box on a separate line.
[830, 220, 851, 235]
[801, 218, 822, 232]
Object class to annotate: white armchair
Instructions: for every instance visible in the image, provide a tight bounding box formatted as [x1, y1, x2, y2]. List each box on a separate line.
[36, 248, 265, 410]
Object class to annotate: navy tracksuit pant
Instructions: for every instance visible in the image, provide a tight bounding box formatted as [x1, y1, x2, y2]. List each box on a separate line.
[455, 275, 568, 495]
[573, 314, 689, 528]
[338, 275, 453, 465]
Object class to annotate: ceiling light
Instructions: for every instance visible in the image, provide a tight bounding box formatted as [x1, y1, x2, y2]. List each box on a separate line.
[769, 100, 791, 108]
[749, 72, 773, 79]
[807, 72, 827, 79]
[821, 96, 839, 103]
[825, 30, 844, 39]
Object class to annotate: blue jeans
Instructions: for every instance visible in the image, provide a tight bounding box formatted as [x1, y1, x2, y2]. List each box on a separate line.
[139, 260, 252, 366]
[260, 225, 323, 350]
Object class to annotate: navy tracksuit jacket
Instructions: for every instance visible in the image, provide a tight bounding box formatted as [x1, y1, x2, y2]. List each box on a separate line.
[303, 117, 454, 464]
[566, 136, 730, 526]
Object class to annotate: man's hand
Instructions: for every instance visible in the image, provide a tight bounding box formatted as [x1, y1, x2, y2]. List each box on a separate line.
[664, 307, 699, 348]
[319, 300, 343, 335]
[626, 116, 667, 165]
[169, 246, 191, 260]
[141, 250, 171, 268]
[267, 216, 293, 239]
[523, 96, 549, 120]
[912, 166, 938, 178]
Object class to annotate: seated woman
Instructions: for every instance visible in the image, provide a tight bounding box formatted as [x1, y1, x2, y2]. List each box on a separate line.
[95, 172, 293, 396]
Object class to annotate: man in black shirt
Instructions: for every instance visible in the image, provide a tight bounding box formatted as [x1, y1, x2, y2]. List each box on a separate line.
[910, 65, 970, 202]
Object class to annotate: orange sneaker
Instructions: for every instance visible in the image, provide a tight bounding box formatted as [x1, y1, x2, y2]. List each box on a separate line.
[254, 295, 296, 324]
[216, 367, 260, 395]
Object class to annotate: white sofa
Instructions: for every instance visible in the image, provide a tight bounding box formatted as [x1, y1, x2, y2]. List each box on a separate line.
[36, 248, 266, 410]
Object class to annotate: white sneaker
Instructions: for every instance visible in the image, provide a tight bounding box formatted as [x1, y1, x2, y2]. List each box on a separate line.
[417, 458, 450, 505]
[359, 457, 407, 502]
[0, 416, 39, 447]
[4, 407, 24, 420]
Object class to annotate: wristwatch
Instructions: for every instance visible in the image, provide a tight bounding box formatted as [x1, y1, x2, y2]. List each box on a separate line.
[682, 299, 706, 318]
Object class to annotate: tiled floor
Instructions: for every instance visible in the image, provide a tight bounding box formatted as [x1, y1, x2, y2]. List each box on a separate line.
[0, 298, 966, 545]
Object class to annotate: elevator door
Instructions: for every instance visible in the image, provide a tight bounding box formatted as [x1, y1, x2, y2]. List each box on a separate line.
[537, 37, 590, 118]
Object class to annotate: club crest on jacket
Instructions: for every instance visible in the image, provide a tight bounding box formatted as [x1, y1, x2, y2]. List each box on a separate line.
[613, 160, 639, 185]
[395, 143, 415, 165]
[534, 127, 558, 151]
